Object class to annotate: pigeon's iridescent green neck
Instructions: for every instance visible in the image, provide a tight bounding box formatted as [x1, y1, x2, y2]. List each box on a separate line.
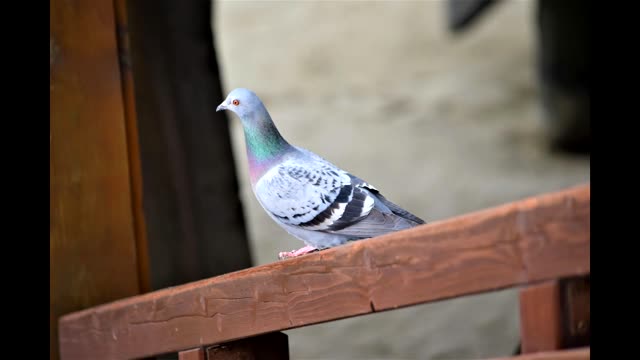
[241, 112, 291, 183]
[244, 124, 288, 161]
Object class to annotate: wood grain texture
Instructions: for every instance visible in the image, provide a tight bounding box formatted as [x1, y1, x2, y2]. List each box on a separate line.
[114, 0, 151, 295]
[59, 184, 590, 360]
[179, 348, 205, 360]
[206, 332, 289, 360]
[492, 347, 590, 360]
[519, 281, 563, 353]
[51, 0, 142, 359]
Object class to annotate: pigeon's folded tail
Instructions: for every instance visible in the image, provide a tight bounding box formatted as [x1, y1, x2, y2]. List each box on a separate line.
[372, 191, 426, 226]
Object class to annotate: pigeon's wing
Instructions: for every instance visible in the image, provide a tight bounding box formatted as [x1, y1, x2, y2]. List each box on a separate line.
[321, 178, 426, 238]
[348, 175, 426, 225]
[254, 158, 377, 232]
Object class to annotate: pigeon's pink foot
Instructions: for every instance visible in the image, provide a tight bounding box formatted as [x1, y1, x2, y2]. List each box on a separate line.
[278, 245, 318, 260]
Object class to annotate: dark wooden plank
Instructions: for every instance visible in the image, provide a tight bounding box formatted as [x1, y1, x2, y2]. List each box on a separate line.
[58, 184, 590, 360]
[179, 348, 205, 360]
[124, 0, 252, 291]
[519, 281, 563, 353]
[114, 0, 151, 295]
[560, 276, 590, 349]
[50, 0, 143, 358]
[206, 332, 289, 360]
[493, 347, 590, 360]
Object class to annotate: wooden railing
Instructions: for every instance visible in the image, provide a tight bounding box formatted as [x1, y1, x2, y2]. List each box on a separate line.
[58, 183, 590, 360]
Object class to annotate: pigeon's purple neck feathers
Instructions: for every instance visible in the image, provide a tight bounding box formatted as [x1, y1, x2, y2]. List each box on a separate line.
[241, 108, 292, 184]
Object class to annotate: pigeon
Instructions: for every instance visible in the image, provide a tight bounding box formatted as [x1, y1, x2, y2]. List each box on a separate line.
[216, 88, 426, 260]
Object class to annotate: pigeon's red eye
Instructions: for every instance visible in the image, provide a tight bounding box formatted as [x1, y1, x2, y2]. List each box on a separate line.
[232, 99, 240, 106]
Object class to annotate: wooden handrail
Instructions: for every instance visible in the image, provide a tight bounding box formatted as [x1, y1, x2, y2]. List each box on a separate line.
[59, 184, 590, 360]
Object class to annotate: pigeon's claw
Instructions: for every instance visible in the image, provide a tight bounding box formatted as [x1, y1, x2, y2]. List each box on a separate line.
[278, 245, 318, 260]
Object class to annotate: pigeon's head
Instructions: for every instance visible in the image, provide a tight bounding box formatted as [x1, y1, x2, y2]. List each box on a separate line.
[216, 88, 266, 121]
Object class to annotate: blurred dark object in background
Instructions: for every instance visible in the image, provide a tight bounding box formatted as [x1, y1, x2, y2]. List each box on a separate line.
[447, 0, 590, 155]
[447, 0, 496, 31]
[126, 0, 253, 291]
[537, 0, 590, 154]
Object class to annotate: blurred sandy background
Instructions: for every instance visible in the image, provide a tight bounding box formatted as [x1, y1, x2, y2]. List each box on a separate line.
[213, 1, 589, 359]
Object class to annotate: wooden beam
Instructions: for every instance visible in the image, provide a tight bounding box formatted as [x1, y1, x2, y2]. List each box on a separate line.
[492, 347, 590, 360]
[58, 184, 590, 360]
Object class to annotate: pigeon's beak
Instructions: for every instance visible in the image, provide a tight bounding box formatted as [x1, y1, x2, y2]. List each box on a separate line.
[216, 102, 227, 112]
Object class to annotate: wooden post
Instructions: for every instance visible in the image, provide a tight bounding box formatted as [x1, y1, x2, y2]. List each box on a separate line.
[113, 0, 152, 295]
[560, 276, 590, 349]
[519, 281, 563, 353]
[50, 0, 147, 358]
[519, 276, 590, 353]
[207, 332, 289, 360]
[179, 348, 206, 360]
